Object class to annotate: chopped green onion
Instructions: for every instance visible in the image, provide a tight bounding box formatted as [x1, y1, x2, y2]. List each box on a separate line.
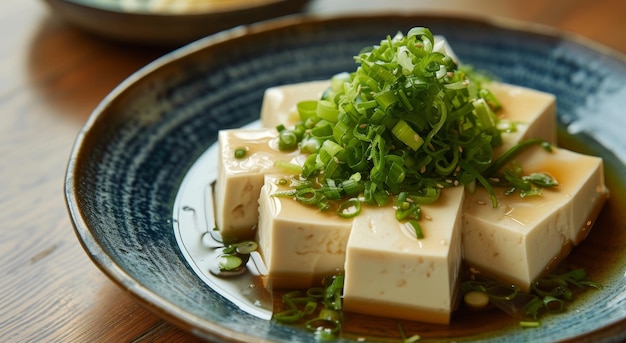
[317, 100, 340, 122]
[523, 172, 558, 188]
[278, 130, 298, 151]
[272, 26, 512, 223]
[317, 308, 342, 323]
[306, 288, 325, 299]
[464, 291, 490, 309]
[461, 266, 600, 325]
[297, 100, 318, 122]
[274, 160, 302, 174]
[234, 147, 247, 159]
[217, 254, 243, 271]
[290, 177, 315, 190]
[337, 198, 361, 218]
[392, 119, 424, 151]
[519, 321, 541, 328]
[341, 178, 363, 196]
[295, 188, 324, 205]
[407, 219, 424, 239]
[409, 187, 440, 204]
[303, 301, 318, 315]
[274, 308, 303, 323]
[484, 138, 552, 177]
[234, 241, 258, 254]
[324, 275, 344, 311]
[398, 323, 421, 343]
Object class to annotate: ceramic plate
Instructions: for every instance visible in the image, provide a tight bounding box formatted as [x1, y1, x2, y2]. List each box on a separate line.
[64, 14, 626, 342]
[42, 0, 309, 46]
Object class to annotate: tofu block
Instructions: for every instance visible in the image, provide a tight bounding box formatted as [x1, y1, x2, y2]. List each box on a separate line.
[487, 82, 557, 157]
[260, 80, 330, 129]
[462, 146, 608, 291]
[215, 129, 303, 242]
[256, 175, 353, 289]
[343, 186, 465, 324]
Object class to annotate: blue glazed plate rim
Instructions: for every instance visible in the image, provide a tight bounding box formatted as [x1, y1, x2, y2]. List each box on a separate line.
[64, 13, 626, 343]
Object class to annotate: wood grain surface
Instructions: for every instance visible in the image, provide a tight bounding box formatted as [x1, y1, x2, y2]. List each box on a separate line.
[1, 0, 624, 342]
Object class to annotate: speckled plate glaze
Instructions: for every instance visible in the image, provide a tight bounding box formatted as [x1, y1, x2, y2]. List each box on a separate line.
[64, 14, 626, 343]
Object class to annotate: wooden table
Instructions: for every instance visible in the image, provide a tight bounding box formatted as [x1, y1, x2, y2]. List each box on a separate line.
[1, 0, 624, 341]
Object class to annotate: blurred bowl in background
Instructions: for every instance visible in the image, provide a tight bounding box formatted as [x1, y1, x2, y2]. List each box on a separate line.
[42, 0, 310, 46]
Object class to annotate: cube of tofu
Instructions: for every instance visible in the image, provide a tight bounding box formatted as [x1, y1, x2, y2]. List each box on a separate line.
[215, 129, 303, 242]
[260, 80, 330, 129]
[462, 146, 608, 291]
[256, 175, 353, 289]
[487, 82, 557, 157]
[342, 186, 465, 325]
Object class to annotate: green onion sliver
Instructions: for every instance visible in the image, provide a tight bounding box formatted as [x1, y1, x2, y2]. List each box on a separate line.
[297, 100, 318, 122]
[234, 147, 247, 159]
[337, 199, 361, 218]
[274, 308, 303, 323]
[303, 301, 318, 315]
[542, 295, 565, 313]
[274, 160, 302, 174]
[278, 130, 298, 151]
[317, 100, 339, 122]
[407, 219, 424, 239]
[519, 321, 541, 328]
[392, 119, 423, 151]
[409, 187, 440, 204]
[296, 188, 324, 206]
[306, 287, 325, 299]
[217, 254, 243, 271]
[234, 241, 258, 254]
[484, 138, 552, 177]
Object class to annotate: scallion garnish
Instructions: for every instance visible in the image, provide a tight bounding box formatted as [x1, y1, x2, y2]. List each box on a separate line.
[268, 27, 510, 233]
[274, 275, 345, 339]
[271, 27, 562, 237]
[407, 219, 424, 239]
[461, 267, 600, 326]
[234, 147, 247, 159]
[337, 198, 361, 218]
[278, 130, 298, 151]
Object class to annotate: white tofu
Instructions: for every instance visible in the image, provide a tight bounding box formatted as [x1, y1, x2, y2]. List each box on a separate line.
[256, 175, 353, 289]
[343, 186, 465, 325]
[215, 129, 303, 242]
[487, 82, 557, 158]
[462, 146, 608, 291]
[260, 80, 330, 129]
